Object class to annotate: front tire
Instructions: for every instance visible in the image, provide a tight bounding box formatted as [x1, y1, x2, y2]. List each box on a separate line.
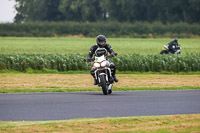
[99, 75, 108, 95]
[160, 50, 168, 54]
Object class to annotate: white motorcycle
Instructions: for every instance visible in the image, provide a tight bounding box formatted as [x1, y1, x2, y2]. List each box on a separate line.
[89, 53, 117, 95]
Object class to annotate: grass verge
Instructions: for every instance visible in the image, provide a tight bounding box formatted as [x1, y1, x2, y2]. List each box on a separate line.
[1, 69, 200, 75]
[0, 72, 200, 93]
[1, 87, 200, 93]
[0, 114, 200, 133]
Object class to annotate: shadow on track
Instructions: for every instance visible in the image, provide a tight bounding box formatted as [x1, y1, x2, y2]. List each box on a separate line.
[77, 91, 126, 96]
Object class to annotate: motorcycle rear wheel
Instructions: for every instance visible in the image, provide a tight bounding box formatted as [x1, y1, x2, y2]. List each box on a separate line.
[99, 75, 108, 95]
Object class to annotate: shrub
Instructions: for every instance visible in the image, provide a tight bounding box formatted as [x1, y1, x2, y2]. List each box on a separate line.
[0, 54, 200, 72]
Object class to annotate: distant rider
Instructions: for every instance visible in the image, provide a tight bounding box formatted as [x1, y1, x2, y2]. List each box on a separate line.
[168, 38, 181, 54]
[87, 35, 118, 85]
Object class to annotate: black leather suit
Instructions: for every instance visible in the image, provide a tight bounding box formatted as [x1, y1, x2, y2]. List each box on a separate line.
[168, 40, 180, 54]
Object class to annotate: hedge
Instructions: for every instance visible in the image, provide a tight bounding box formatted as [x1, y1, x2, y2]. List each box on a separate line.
[0, 54, 200, 72]
[0, 21, 199, 38]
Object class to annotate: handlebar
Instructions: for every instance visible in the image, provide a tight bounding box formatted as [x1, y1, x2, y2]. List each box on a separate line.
[85, 53, 118, 62]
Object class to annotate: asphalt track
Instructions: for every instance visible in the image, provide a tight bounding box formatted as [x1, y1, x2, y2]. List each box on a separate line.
[0, 90, 200, 121]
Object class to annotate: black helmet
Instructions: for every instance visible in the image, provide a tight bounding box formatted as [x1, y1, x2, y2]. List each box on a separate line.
[96, 35, 106, 46]
[174, 38, 178, 43]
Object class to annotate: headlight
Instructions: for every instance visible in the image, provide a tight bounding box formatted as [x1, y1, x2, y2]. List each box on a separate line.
[162, 47, 166, 50]
[94, 63, 100, 68]
[101, 61, 107, 67]
[164, 45, 168, 49]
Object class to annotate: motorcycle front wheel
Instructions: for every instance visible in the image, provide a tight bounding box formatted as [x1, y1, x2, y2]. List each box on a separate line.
[99, 75, 108, 95]
[160, 50, 168, 54]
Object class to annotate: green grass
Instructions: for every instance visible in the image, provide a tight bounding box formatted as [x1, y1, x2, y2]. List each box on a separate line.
[1, 114, 200, 133]
[1, 86, 200, 93]
[1, 69, 200, 75]
[0, 37, 200, 54]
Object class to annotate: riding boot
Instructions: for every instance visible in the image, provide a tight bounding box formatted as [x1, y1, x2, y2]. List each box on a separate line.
[91, 68, 97, 85]
[93, 79, 97, 85]
[113, 75, 118, 82]
[112, 68, 118, 82]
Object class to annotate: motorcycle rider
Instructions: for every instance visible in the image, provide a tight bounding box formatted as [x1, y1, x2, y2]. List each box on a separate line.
[87, 35, 118, 85]
[167, 38, 181, 54]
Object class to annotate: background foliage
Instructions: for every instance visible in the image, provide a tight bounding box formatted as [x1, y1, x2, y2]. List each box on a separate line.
[14, 0, 200, 23]
[0, 21, 199, 37]
[0, 0, 198, 37]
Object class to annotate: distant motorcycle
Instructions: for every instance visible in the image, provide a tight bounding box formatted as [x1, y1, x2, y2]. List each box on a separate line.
[160, 45, 181, 54]
[88, 51, 117, 95]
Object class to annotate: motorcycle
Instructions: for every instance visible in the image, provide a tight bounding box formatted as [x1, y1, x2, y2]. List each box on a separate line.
[88, 52, 117, 95]
[160, 45, 181, 54]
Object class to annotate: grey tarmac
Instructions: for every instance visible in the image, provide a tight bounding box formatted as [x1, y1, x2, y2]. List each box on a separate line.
[0, 90, 200, 121]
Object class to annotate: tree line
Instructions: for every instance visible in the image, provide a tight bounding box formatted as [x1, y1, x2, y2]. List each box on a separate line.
[15, 0, 200, 23]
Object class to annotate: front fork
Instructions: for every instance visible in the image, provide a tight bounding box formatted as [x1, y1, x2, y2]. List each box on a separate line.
[94, 67, 112, 84]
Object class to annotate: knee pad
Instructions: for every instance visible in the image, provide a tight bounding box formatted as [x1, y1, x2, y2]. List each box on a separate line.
[90, 67, 96, 75]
